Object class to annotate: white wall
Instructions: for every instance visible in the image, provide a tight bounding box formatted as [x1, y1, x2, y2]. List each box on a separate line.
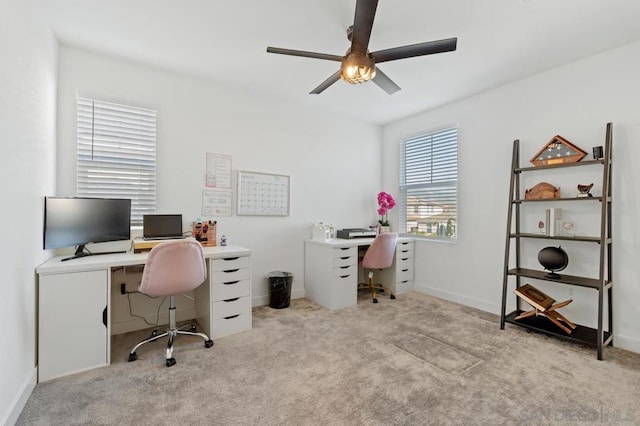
[382, 41, 640, 353]
[0, 0, 57, 423]
[56, 46, 382, 310]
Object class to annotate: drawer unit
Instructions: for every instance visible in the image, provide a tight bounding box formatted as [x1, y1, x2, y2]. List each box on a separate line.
[212, 256, 250, 271]
[212, 296, 251, 319]
[334, 255, 355, 268]
[334, 264, 356, 277]
[212, 312, 252, 339]
[378, 240, 415, 296]
[209, 254, 252, 338]
[333, 246, 357, 258]
[212, 279, 251, 301]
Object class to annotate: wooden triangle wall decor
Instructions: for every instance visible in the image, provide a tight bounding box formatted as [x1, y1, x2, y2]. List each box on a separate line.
[530, 135, 587, 166]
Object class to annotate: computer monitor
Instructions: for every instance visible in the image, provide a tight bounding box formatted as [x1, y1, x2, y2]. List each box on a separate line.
[43, 196, 131, 261]
[143, 214, 183, 239]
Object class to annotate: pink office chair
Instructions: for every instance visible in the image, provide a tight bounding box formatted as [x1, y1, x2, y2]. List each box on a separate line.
[358, 232, 398, 303]
[128, 238, 213, 367]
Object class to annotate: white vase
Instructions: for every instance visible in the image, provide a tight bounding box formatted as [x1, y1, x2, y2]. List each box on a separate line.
[379, 225, 391, 233]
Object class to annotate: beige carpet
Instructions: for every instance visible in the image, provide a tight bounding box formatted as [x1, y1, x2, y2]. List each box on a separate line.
[17, 292, 640, 425]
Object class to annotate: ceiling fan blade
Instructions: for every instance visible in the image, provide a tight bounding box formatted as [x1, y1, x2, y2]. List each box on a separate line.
[372, 37, 457, 63]
[266, 47, 343, 62]
[350, 0, 378, 54]
[310, 70, 342, 94]
[372, 67, 401, 95]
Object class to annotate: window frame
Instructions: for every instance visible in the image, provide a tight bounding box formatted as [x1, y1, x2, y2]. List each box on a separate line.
[399, 125, 458, 241]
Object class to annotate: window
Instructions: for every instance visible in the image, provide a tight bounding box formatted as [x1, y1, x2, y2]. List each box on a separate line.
[399, 126, 458, 239]
[77, 97, 157, 226]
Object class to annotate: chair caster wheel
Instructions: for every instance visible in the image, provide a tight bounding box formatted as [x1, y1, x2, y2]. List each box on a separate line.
[128, 352, 137, 362]
[373, 298, 378, 303]
[379, 289, 385, 293]
[205, 340, 214, 348]
[390, 295, 396, 300]
[191, 324, 197, 332]
[166, 358, 176, 367]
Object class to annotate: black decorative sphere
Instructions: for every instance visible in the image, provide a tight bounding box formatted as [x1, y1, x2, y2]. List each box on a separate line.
[538, 246, 568, 279]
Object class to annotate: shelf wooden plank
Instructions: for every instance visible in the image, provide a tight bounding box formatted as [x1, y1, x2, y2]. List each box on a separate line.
[515, 159, 604, 173]
[510, 233, 601, 243]
[513, 197, 603, 203]
[507, 268, 605, 289]
[504, 310, 612, 349]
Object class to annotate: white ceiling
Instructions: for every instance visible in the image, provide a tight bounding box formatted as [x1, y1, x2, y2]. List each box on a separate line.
[42, 0, 640, 125]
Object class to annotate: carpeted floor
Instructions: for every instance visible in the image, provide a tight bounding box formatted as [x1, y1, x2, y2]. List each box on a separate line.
[17, 291, 640, 425]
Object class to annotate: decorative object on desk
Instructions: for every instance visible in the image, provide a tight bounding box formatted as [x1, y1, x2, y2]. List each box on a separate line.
[192, 220, 217, 246]
[530, 135, 587, 166]
[220, 235, 227, 246]
[547, 207, 562, 236]
[377, 191, 396, 229]
[592, 145, 604, 160]
[312, 222, 334, 241]
[538, 246, 568, 279]
[525, 182, 560, 200]
[577, 183, 594, 198]
[514, 283, 576, 334]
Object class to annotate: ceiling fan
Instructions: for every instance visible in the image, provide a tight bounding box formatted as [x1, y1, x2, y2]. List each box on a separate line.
[266, 0, 457, 95]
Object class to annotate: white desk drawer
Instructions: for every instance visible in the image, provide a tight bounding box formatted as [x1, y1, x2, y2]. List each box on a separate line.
[396, 246, 414, 259]
[212, 279, 250, 301]
[333, 246, 356, 257]
[211, 256, 250, 271]
[212, 312, 251, 339]
[397, 257, 414, 270]
[334, 264, 356, 277]
[397, 268, 413, 282]
[334, 255, 356, 268]
[213, 268, 250, 284]
[212, 296, 251, 319]
[395, 279, 413, 294]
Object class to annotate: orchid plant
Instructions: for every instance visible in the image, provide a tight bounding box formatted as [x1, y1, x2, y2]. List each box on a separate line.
[377, 191, 396, 227]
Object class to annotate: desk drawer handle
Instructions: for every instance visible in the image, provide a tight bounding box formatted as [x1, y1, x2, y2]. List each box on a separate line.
[340, 256, 350, 260]
[401, 258, 409, 261]
[224, 314, 240, 320]
[223, 257, 239, 261]
[401, 242, 410, 246]
[401, 280, 409, 284]
[223, 297, 240, 302]
[401, 269, 409, 272]
[339, 275, 351, 279]
[339, 247, 350, 251]
[102, 306, 107, 328]
[401, 250, 409, 253]
[223, 269, 239, 273]
[339, 266, 350, 269]
[223, 281, 240, 285]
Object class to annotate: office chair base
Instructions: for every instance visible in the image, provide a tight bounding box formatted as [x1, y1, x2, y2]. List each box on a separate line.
[127, 327, 214, 365]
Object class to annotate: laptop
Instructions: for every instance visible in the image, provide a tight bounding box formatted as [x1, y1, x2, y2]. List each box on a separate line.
[143, 214, 185, 240]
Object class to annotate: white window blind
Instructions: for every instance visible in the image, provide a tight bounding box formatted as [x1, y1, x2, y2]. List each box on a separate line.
[77, 97, 157, 226]
[399, 126, 458, 239]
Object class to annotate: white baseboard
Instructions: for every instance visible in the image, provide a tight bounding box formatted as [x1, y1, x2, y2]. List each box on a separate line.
[414, 283, 500, 314]
[611, 334, 640, 354]
[2, 367, 36, 426]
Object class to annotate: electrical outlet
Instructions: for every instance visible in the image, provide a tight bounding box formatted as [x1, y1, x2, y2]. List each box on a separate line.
[120, 283, 127, 295]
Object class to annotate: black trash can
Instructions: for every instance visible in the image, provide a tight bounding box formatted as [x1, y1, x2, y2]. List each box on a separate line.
[268, 271, 293, 309]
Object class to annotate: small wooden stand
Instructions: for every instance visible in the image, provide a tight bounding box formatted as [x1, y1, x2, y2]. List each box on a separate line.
[514, 284, 576, 334]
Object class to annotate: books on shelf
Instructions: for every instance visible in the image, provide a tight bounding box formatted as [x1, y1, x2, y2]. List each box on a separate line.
[514, 283, 555, 311]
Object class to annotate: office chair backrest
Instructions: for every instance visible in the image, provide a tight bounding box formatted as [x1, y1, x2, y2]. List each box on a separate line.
[362, 232, 398, 270]
[139, 238, 207, 297]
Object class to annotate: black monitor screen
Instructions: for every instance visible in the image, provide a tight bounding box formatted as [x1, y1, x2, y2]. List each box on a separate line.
[44, 197, 131, 250]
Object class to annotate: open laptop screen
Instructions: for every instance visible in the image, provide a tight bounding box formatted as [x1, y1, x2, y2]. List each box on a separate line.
[143, 214, 183, 239]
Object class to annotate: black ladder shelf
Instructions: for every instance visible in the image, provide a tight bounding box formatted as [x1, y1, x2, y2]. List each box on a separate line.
[499, 123, 613, 360]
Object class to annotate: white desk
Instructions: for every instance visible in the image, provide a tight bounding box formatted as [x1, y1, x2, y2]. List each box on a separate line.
[36, 245, 252, 382]
[304, 237, 414, 310]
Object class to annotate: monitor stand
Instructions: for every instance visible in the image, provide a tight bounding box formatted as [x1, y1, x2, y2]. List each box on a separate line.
[61, 244, 127, 262]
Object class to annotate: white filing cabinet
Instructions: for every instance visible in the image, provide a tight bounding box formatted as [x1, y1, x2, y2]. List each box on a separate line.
[209, 255, 252, 338]
[305, 243, 359, 310]
[38, 269, 110, 382]
[379, 240, 415, 295]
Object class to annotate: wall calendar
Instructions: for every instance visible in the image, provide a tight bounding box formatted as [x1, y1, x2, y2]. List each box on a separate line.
[237, 170, 290, 216]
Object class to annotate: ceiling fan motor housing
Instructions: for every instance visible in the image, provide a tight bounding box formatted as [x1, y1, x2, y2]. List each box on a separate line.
[341, 52, 376, 84]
